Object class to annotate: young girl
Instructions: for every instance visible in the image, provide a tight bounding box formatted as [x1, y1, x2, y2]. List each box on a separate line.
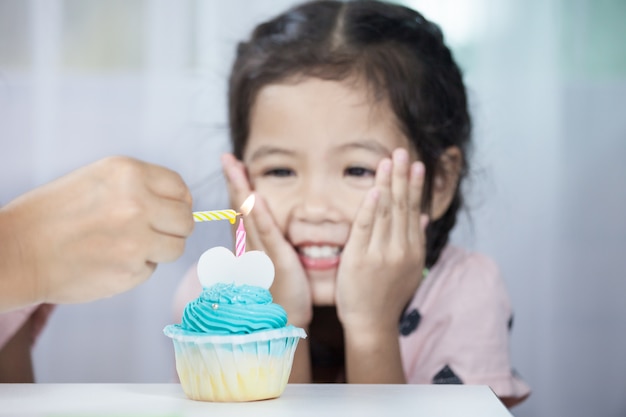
[174, 0, 530, 407]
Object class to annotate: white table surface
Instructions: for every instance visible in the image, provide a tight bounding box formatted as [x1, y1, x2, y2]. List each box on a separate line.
[0, 383, 512, 416]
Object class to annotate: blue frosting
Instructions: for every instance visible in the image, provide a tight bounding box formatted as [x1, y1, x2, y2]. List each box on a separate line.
[178, 283, 287, 335]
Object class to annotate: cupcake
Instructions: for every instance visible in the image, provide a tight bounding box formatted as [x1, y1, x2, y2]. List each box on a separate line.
[164, 246, 306, 402]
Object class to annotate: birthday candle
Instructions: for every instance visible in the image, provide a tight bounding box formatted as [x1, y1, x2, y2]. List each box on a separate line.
[235, 218, 246, 257]
[192, 209, 238, 224]
[192, 194, 255, 225]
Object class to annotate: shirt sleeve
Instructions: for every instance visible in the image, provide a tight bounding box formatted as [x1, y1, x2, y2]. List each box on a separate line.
[401, 249, 531, 399]
[445, 254, 530, 397]
[0, 304, 54, 349]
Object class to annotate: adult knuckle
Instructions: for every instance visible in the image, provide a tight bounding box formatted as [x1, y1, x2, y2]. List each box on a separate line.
[183, 216, 195, 236]
[182, 187, 193, 205]
[103, 155, 136, 172]
[166, 171, 190, 200]
[113, 199, 144, 223]
[109, 156, 144, 184]
[167, 239, 186, 260]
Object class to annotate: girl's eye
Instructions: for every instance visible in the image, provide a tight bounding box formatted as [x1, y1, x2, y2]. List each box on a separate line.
[263, 168, 295, 177]
[344, 166, 375, 177]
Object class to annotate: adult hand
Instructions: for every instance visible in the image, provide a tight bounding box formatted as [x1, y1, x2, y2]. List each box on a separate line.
[221, 153, 313, 328]
[0, 156, 194, 311]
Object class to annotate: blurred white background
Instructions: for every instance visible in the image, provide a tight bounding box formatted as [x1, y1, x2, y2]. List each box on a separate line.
[1, 1, 625, 416]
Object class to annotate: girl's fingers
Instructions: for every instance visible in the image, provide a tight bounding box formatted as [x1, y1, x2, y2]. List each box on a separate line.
[220, 154, 287, 255]
[370, 158, 392, 250]
[221, 153, 262, 249]
[221, 153, 251, 207]
[248, 194, 292, 259]
[390, 148, 410, 242]
[408, 161, 426, 243]
[346, 187, 380, 255]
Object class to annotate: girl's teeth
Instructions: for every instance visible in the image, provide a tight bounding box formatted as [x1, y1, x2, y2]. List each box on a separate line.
[301, 245, 340, 259]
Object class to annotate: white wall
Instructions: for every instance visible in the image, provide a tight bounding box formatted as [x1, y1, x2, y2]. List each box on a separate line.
[1, 1, 625, 416]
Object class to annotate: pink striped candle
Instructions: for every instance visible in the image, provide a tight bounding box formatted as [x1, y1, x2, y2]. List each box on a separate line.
[235, 218, 246, 257]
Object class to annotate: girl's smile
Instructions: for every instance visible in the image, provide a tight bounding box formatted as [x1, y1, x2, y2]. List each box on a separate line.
[297, 243, 342, 270]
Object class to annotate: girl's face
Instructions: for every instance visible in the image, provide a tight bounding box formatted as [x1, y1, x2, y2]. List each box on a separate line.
[244, 77, 414, 306]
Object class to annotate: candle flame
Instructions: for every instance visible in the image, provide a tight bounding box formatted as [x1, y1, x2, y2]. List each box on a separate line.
[239, 194, 255, 216]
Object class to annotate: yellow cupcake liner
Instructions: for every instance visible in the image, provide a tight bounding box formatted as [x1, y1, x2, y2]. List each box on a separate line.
[164, 325, 306, 402]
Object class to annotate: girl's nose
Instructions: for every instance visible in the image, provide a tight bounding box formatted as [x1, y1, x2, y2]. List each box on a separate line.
[292, 178, 339, 223]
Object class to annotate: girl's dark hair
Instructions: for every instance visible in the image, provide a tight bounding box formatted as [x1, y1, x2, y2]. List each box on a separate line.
[229, 0, 471, 267]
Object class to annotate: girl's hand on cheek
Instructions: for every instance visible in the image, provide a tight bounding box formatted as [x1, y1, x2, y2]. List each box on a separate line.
[221, 154, 313, 328]
[336, 148, 428, 335]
